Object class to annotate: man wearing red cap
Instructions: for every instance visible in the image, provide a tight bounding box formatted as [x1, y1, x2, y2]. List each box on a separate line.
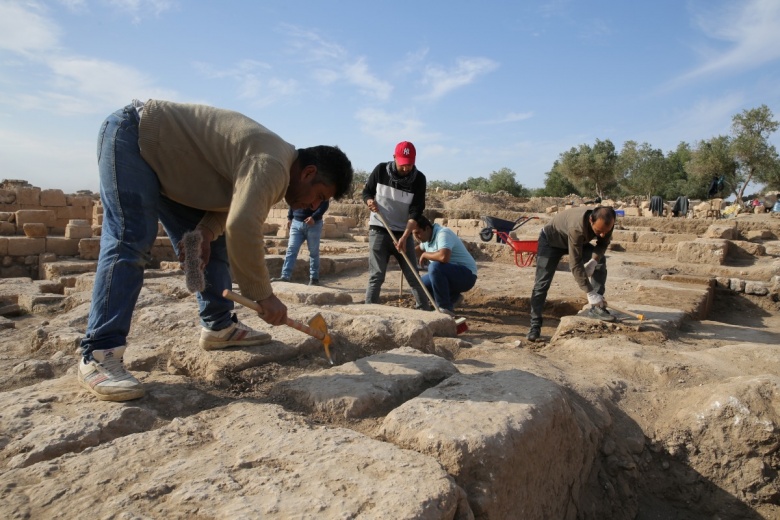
[362, 141, 431, 310]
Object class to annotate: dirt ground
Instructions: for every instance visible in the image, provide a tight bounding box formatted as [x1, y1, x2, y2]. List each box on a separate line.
[2, 191, 779, 518]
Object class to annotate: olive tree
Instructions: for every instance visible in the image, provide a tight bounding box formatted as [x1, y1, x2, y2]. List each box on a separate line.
[617, 141, 671, 199]
[540, 160, 579, 197]
[730, 105, 780, 201]
[686, 136, 737, 198]
[558, 139, 619, 199]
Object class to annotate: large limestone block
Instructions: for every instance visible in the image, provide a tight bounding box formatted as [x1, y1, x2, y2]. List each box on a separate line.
[273, 281, 354, 305]
[22, 223, 47, 238]
[636, 231, 666, 244]
[279, 346, 458, 418]
[7, 236, 45, 255]
[38, 259, 98, 281]
[662, 375, 780, 506]
[78, 237, 101, 260]
[44, 237, 80, 256]
[661, 233, 699, 244]
[167, 333, 302, 385]
[676, 239, 728, 265]
[40, 189, 66, 206]
[65, 220, 92, 239]
[15, 187, 41, 205]
[705, 223, 737, 239]
[0, 401, 466, 519]
[728, 239, 766, 258]
[320, 304, 457, 351]
[744, 229, 772, 241]
[15, 209, 56, 229]
[380, 370, 599, 519]
[0, 221, 15, 235]
[611, 230, 637, 243]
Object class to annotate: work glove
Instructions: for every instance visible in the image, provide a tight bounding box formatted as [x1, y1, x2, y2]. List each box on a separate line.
[583, 259, 597, 277]
[587, 291, 605, 307]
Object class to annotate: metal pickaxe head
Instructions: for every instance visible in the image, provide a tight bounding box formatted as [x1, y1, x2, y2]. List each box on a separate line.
[307, 313, 333, 364]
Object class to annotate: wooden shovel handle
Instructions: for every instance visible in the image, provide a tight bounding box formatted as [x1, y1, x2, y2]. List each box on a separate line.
[222, 290, 326, 340]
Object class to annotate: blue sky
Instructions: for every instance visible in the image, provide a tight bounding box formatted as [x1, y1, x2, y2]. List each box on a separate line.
[1, 0, 779, 194]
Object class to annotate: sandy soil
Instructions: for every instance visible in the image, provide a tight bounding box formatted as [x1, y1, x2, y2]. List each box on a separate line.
[2, 192, 779, 518]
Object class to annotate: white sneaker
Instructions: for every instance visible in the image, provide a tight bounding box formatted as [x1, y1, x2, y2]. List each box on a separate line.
[78, 346, 144, 402]
[199, 320, 272, 351]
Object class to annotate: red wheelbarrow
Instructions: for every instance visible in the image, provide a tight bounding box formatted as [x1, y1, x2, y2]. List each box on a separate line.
[479, 215, 539, 268]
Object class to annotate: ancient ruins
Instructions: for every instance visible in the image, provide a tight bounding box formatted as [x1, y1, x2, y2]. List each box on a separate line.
[0, 180, 779, 519]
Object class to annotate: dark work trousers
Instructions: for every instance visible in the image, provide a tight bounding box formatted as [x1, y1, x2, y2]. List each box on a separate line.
[529, 230, 607, 329]
[366, 227, 431, 310]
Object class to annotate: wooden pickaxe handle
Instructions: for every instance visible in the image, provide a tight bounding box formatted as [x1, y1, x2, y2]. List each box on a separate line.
[222, 290, 326, 341]
[608, 305, 645, 321]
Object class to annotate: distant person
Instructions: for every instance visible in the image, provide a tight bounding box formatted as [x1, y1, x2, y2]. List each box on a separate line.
[708, 175, 725, 199]
[413, 216, 477, 315]
[671, 196, 689, 217]
[78, 99, 353, 402]
[362, 141, 431, 310]
[650, 195, 664, 216]
[527, 206, 617, 342]
[272, 199, 329, 285]
[707, 176, 719, 199]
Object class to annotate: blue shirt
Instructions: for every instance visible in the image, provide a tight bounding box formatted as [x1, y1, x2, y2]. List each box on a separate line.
[287, 199, 329, 222]
[419, 223, 478, 276]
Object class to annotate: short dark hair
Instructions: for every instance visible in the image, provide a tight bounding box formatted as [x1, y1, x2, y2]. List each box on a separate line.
[591, 206, 616, 225]
[415, 215, 433, 230]
[297, 146, 354, 200]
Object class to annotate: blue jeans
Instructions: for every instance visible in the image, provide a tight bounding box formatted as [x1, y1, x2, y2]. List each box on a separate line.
[529, 230, 607, 329]
[421, 262, 477, 311]
[281, 219, 323, 280]
[80, 103, 235, 358]
[365, 227, 431, 310]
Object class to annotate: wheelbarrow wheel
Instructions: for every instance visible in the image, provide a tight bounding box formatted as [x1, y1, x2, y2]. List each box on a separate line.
[479, 227, 494, 242]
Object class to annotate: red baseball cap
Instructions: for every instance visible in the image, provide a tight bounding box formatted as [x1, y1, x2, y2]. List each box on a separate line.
[394, 141, 416, 166]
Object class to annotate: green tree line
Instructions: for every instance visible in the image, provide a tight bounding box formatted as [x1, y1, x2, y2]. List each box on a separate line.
[411, 105, 779, 201]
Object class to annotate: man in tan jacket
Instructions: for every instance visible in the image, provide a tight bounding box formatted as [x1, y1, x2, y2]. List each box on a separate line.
[78, 99, 353, 402]
[527, 206, 616, 342]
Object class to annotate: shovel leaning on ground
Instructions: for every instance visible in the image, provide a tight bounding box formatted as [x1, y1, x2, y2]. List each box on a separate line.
[222, 289, 334, 364]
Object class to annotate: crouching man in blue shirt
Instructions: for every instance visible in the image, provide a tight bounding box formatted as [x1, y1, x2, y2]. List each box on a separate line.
[413, 216, 478, 316]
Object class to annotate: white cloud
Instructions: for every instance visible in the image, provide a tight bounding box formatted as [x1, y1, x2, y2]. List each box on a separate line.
[44, 56, 176, 113]
[108, 0, 177, 22]
[283, 25, 348, 62]
[679, 0, 780, 82]
[57, 0, 88, 12]
[193, 60, 300, 107]
[420, 57, 499, 100]
[395, 48, 429, 76]
[343, 58, 393, 101]
[281, 24, 392, 100]
[355, 107, 439, 144]
[0, 2, 60, 55]
[479, 112, 535, 125]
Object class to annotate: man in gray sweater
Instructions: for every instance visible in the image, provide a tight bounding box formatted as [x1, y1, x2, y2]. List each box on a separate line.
[527, 206, 617, 342]
[78, 99, 353, 402]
